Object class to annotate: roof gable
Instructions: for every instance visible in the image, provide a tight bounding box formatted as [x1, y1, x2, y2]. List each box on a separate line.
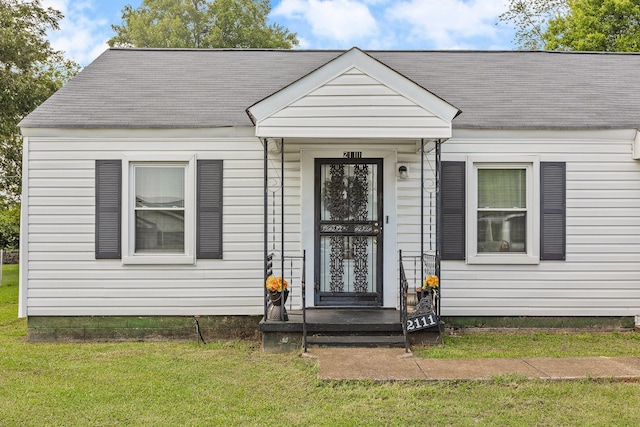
[247, 47, 460, 139]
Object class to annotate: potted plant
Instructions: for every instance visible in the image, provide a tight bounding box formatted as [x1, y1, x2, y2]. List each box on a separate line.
[417, 274, 439, 301]
[265, 275, 289, 320]
[411, 274, 438, 316]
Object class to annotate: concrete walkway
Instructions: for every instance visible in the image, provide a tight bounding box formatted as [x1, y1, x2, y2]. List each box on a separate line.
[303, 348, 640, 381]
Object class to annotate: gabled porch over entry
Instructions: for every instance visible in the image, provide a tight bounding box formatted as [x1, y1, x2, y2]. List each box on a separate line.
[257, 143, 445, 351]
[248, 47, 459, 350]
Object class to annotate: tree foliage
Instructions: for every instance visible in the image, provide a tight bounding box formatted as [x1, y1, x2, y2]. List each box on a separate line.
[0, 202, 20, 249]
[1, 0, 78, 250]
[108, 0, 298, 49]
[500, 0, 640, 51]
[0, 0, 79, 203]
[544, 0, 640, 51]
[499, 0, 569, 50]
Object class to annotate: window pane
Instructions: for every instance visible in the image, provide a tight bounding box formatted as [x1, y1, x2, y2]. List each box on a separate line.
[136, 167, 184, 208]
[478, 169, 526, 209]
[320, 163, 377, 222]
[136, 210, 185, 253]
[477, 211, 526, 253]
[134, 165, 185, 254]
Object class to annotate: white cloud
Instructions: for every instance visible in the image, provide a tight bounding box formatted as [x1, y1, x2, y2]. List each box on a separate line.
[295, 35, 312, 49]
[273, 0, 513, 50]
[42, 0, 111, 65]
[36, 0, 514, 66]
[41, 0, 70, 12]
[273, 0, 379, 45]
[386, 0, 508, 49]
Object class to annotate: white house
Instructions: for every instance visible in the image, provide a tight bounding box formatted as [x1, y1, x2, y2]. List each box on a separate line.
[18, 47, 640, 342]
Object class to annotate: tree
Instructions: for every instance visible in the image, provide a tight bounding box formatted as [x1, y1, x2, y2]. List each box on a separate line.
[500, 0, 640, 51]
[543, 0, 640, 51]
[0, 0, 78, 250]
[0, 0, 79, 203]
[499, 0, 569, 50]
[109, 0, 298, 49]
[0, 201, 20, 250]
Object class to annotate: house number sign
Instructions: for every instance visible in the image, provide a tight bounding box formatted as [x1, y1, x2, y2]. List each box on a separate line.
[406, 312, 438, 332]
[343, 151, 362, 158]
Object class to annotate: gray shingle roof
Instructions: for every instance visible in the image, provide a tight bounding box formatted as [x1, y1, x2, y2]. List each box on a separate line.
[19, 48, 640, 130]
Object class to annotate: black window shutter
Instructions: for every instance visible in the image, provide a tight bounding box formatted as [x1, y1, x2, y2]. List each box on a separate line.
[95, 160, 121, 259]
[441, 161, 466, 260]
[197, 160, 223, 259]
[540, 162, 566, 260]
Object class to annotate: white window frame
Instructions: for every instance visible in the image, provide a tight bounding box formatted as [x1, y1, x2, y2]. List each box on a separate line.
[466, 156, 540, 265]
[122, 154, 196, 265]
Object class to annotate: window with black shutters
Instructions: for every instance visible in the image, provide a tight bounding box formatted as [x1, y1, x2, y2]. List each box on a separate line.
[441, 160, 565, 264]
[95, 158, 223, 263]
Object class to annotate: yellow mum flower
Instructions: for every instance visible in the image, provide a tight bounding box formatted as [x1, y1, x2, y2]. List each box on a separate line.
[277, 276, 289, 291]
[423, 275, 439, 290]
[265, 275, 288, 292]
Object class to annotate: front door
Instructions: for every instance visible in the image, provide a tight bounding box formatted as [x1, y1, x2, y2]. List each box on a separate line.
[314, 158, 383, 306]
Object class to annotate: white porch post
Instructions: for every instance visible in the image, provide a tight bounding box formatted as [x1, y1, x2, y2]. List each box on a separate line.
[280, 139, 285, 318]
[263, 138, 287, 321]
[435, 139, 442, 317]
[263, 138, 268, 320]
[420, 138, 425, 282]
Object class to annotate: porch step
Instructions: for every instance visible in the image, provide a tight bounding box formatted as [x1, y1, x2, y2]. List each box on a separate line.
[260, 308, 410, 352]
[306, 334, 406, 348]
[304, 308, 406, 348]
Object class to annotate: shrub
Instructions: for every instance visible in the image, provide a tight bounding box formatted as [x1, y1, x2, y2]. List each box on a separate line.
[0, 203, 20, 250]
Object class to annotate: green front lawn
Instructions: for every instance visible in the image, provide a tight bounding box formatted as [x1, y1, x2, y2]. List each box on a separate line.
[0, 264, 19, 327]
[2, 264, 640, 426]
[414, 329, 640, 359]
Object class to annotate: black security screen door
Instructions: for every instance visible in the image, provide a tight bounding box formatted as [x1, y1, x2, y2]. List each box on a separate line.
[314, 158, 383, 306]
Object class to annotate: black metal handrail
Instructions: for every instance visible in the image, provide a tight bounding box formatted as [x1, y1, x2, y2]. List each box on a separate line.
[301, 250, 307, 352]
[399, 250, 409, 352]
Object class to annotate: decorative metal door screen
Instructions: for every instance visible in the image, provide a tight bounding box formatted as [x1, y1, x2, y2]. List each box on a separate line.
[314, 158, 383, 305]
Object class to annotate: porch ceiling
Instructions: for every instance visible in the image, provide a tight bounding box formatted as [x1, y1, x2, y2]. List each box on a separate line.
[247, 47, 460, 140]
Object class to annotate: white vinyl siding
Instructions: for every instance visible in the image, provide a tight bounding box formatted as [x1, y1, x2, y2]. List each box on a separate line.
[22, 129, 265, 316]
[20, 127, 640, 318]
[441, 129, 640, 316]
[256, 69, 452, 139]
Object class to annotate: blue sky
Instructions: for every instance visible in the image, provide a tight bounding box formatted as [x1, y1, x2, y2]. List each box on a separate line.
[43, 0, 517, 66]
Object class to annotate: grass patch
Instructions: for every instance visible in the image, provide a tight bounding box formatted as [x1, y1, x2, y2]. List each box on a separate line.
[3, 266, 640, 425]
[3, 337, 640, 426]
[413, 330, 640, 359]
[1, 264, 19, 326]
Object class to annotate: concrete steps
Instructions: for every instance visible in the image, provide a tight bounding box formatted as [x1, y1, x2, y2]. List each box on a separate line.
[260, 308, 437, 352]
[303, 308, 405, 348]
